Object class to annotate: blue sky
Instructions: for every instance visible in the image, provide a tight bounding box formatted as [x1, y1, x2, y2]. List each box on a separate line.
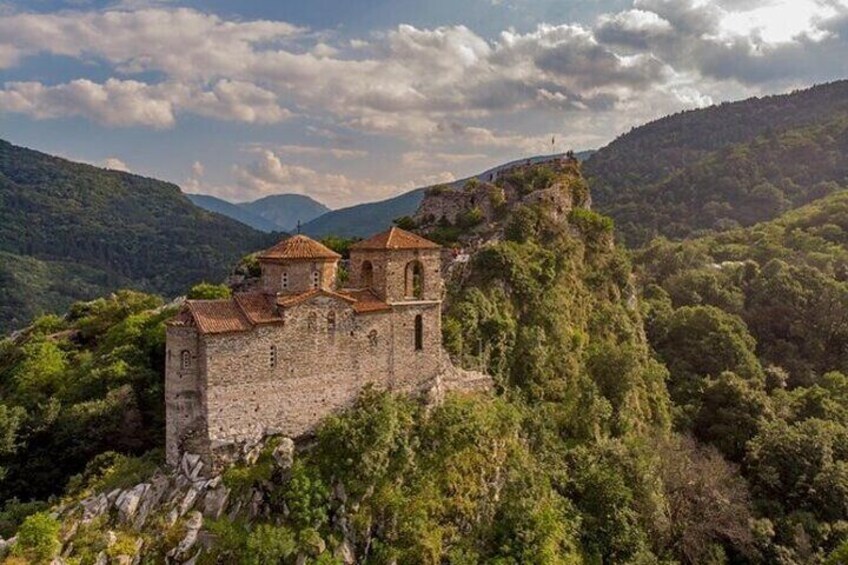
[2, 0, 847, 208]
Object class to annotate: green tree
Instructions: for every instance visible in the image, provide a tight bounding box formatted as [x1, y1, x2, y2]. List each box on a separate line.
[187, 282, 231, 300]
[653, 306, 763, 413]
[693, 372, 771, 462]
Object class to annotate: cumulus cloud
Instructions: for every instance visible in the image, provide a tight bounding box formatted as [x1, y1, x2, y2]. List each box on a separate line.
[2, 1, 848, 203]
[228, 149, 456, 207]
[102, 157, 130, 171]
[0, 5, 698, 135]
[0, 78, 291, 127]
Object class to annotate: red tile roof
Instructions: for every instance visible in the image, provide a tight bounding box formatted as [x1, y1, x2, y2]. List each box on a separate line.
[259, 234, 341, 261]
[234, 292, 281, 324]
[186, 300, 252, 334]
[173, 288, 391, 334]
[350, 227, 439, 250]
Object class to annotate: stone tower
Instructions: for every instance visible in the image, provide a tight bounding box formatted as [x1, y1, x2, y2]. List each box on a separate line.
[258, 234, 341, 294]
[348, 226, 442, 302]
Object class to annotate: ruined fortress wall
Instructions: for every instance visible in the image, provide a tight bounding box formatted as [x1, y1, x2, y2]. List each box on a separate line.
[165, 326, 206, 465]
[260, 260, 337, 294]
[201, 296, 397, 450]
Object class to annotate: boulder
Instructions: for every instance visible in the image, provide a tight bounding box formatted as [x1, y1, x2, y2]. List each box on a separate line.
[115, 484, 150, 523]
[180, 453, 203, 480]
[335, 540, 355, 564]
[178, 487, 200, 518]
[243, 443, 263, 466]
[168, 511, 203, 561]
[272, 437, 295, 470]
[202, 486, 230, 520]
[80, 494, 109, 524]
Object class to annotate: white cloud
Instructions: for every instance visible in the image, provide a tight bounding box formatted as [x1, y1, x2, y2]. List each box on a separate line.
[1, 0, 847, 202]
[228, 149, 454, 207]
[263, 144, 368, 159]
[0, 79, 177, 127]
[0, 78, 291, 127]
[102, 157, 130, 171]
[191, 160, 204, 177]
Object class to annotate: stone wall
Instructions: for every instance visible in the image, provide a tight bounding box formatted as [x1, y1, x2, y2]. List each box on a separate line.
[388, 302, 443, 391]
[165, 326, 207, 466]
[203, 297, 387, 452]
[260, 259, 337, 294]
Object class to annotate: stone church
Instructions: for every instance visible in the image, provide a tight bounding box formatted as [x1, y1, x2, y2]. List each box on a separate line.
[165, 227, 450, 466]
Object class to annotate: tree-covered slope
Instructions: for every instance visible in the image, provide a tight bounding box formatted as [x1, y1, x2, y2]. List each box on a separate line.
[3, 161, 848, 564]
[301, 188, 427, 238]
[635, 191, 848, 562]
[586, 80, 848, 245]
[0, 139, 276, 332]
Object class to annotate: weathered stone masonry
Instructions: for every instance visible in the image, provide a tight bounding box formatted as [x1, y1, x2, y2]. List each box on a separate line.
[165, 228, 446, 467]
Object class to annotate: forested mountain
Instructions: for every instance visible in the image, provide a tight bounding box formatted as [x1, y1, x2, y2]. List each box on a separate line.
[239, 194, 330, 232]
[586, 80, 848, 245]
[2, 159, 847, 563]
[0, 139, 276, 333]
[301, 188, 426, 238]
[186, 194, 280, 232]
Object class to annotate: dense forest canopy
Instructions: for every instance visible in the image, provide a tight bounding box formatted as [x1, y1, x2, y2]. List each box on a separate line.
[0, 139, 277, 333]
[585, 80, 848, 246]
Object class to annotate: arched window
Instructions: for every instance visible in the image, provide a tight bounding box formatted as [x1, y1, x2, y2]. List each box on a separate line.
[361, 260, 374, 289]
[312, 270, 320, 290]
[414, 314, 423, 351]
[269, 345, 277, 368]
[308, 312, 318, 330]
[327, 311, 336, 332]
[281, 272, 289, 290]
[405, 261, 424, 299]
[368, 329, 378, 348]
[180, 350, 191, 369]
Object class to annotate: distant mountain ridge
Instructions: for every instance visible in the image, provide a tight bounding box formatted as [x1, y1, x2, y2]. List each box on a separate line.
[188, 193, 330, 232]
[0, 139, 277, 332]
[240, 194, 330, 232]
[187, 194, 281, 232]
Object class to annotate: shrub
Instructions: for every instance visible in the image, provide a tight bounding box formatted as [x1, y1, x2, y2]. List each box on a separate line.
[187, 282, 231, 300]
[505, 206, 538, 243]
[393, 216, 417, 230]
[426, 184, 451, 196]
[568, 209, 614, 243]
[456, 207, 484, 230]
[11, 512, 61, 562]
[245, 524, 297, 565]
